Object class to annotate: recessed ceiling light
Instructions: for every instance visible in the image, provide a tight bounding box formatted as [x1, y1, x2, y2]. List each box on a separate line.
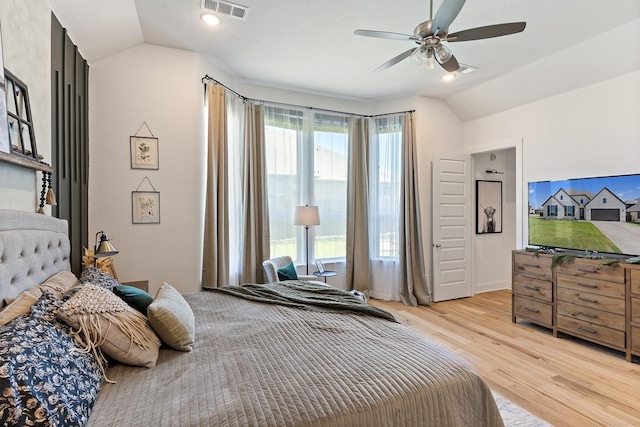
[442, 73, 456, 82]
[201, 12, 221, 26]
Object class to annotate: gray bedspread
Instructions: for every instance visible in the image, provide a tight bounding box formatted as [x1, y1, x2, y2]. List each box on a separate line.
[88, 291, 503, 427]
[210, 280, 397, 322]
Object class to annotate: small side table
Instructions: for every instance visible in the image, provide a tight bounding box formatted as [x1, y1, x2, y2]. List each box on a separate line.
[313, 270, 337, 283]
[121, 280, 149, 292]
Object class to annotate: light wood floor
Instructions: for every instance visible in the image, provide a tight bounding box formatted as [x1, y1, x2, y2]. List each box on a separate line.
[370, 290, 640, 427]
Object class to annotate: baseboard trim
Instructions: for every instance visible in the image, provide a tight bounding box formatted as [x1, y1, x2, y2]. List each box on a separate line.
[474, 280, 510, 295]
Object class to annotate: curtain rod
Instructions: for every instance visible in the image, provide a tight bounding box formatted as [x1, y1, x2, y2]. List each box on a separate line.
[202, 75, 414, 118]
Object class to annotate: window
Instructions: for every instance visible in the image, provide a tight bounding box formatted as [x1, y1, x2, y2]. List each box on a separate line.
[264, 106, 348, 263]
[603, 198, 607, 204]
[548, 205, 557, 216]
[565, 205, 574, 216]
[369, 115, 402, 259]
[313, 113, 348, 259]
[226, 95, 245, 285]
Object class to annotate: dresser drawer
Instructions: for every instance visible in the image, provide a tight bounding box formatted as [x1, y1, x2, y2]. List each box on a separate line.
[632, 326, 640, 354]
[630, 268, 640, 295]
[631, 297, 640, 324]
[556, 259, 624, 283]
[514, 295, 552, 326]
[557, 287, 625, 314]
[556, 274, 625, 299]
[557, 301, 625, 331]
[513, 252, 552, 281]
[513, 275, 552, 302]
[557, 315, 625, 349]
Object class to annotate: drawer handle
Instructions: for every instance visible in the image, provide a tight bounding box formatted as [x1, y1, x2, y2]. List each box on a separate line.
[524, 264, 541, 269]
[577, 268, 597, 273]
[524, 307, 540, 313]
[577, 282, 597, 289]
[577, 325, 597, 334]
[524, 285, 540, 291]
[578, 311, 598, 319]
[578, 296, 598, 304]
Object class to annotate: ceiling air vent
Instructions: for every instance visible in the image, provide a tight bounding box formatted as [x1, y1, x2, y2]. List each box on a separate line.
[201, 0, 249, 21]
[457, 64, 478, 75]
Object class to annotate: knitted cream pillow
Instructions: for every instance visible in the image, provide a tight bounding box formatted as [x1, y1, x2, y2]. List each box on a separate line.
[58, 284, 161, 380]
[147, 282, 195, 352]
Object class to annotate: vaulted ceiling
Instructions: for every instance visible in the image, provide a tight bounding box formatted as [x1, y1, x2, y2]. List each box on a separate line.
[48, 0, 640, 120]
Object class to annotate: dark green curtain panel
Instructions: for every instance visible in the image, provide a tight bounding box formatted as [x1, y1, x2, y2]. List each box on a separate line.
[51, 13, 89, 276]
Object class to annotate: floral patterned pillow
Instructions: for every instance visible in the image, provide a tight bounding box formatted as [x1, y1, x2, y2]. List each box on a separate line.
[0, 292, 103, 426]
[77, 266, 120, 291]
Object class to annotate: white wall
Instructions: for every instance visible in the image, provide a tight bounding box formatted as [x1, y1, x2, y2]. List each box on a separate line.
[89, 44, 204, 295]
[93, 48, 464, 296]
[464, 70, 640, 289]
[471, 148, 516, 292]
[0, 0, 51, 212]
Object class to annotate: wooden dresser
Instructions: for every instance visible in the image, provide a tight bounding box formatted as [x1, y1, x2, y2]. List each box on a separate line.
[512, 251, 553, 328]
[512, 250, 640, 362]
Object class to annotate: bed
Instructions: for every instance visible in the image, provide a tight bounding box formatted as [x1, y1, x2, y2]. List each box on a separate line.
[0, 209, 504, 426]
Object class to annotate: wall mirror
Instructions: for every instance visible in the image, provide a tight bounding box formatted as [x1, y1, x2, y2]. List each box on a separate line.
[0, 68, 50, 172]
[5, 70, 36, 160]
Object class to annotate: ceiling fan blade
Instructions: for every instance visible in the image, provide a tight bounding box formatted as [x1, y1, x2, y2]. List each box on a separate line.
[354, 29, 418, 41]
[374, 48, 417, 72]
[446, 22, 526, 42]
[438, 54, 460, 72]
[431, 0, 466, 36]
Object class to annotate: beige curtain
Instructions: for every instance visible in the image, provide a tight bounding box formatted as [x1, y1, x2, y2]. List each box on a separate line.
[202, 83, 229, 288]
[240, 102, 270, 283]
[399, 112, 430, 306]
[346, 116, 371, 295]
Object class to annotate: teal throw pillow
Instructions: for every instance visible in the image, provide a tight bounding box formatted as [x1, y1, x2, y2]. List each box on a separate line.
[113, 285, 154, 315]
[277, 262, 298, 281]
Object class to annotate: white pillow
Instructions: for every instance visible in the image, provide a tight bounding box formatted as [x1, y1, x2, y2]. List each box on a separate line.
[147, 282, 195, 352]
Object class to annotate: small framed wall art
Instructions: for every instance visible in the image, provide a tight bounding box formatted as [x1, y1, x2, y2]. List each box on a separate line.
[132, 191, 160, 224]
[476, 180, 502, 234]
[130, 136, 159, 170]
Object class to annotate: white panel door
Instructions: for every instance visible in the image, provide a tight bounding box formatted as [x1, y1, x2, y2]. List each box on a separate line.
[432, 152, 472, 302]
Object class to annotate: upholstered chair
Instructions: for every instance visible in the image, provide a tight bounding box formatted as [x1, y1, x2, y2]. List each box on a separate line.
[261, 256, 317, 283]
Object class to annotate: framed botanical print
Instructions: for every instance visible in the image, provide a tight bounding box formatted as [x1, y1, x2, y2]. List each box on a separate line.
[130, 136, 159, 169]
[132, 191, 160, 224]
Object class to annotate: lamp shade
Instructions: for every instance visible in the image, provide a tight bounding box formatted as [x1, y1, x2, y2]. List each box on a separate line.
[94, 232, 119, 258]
[294, 205, 320, 226]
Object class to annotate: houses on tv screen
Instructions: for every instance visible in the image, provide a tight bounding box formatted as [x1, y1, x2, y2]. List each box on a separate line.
[531, 187, 640, 222]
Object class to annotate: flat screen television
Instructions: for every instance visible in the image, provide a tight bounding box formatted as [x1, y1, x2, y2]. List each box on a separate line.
[528, 173, 640, 257]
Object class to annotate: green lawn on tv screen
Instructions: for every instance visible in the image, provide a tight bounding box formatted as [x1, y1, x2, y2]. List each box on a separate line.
[529, 216, 621, 254]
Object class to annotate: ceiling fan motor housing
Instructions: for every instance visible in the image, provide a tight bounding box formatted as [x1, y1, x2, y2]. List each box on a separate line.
[414, 20, 448, 39]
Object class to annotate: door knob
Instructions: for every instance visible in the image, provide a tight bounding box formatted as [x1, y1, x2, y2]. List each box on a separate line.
[433, 243, 442, 248]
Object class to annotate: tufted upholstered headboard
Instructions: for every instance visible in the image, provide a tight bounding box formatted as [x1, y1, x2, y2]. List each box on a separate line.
[0, 209, 71, 304]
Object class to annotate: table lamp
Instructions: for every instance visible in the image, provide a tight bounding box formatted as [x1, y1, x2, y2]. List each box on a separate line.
[94, 231, 119, 267]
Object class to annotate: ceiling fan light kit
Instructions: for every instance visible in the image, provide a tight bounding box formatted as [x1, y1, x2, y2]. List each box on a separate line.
[201, 12, 221, 26]
[354, 0, 526, 74]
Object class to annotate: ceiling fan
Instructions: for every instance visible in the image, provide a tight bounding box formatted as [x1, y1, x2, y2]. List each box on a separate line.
[354, 0, 526, 73]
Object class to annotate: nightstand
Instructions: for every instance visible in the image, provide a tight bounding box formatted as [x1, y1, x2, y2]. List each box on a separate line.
[121, 280, 149, 292]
